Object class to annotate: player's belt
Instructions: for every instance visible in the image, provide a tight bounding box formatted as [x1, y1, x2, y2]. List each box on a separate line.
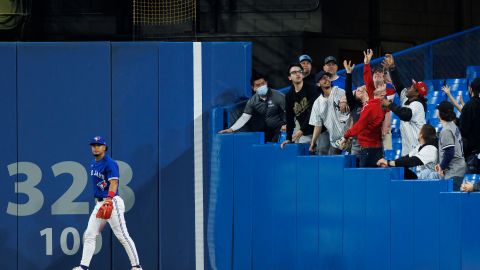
[95, 197, 105, 202]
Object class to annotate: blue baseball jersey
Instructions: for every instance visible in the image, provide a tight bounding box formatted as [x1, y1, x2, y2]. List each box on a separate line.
[90, 154, 119, 198]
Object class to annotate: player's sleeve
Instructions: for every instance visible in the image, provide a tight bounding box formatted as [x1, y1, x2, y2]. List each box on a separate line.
[107, 160, 120, 181]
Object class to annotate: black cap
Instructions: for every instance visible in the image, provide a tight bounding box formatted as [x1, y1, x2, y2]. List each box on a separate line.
[436, 101, 454, 113]
[324, 56, 337, 64]
[315, 71, 333, 83]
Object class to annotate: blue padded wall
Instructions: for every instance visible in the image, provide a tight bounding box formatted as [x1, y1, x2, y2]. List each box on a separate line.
[111, 42, 160, 270]
[461, 193, 480, 270]
[208, 134, 234, 270]
[342, 168, 367, 270]
[16, 42, 112, 270]
[317, 156, 351, 270]
[391, 180, 452, 270]
[0, 43, 18, 270]
[232, 133, 264, 270]
[296, 156, 319, 270]
[157, 42, 196, 270]
[439, 192, 462, 270]
[251, 144, 306, 270]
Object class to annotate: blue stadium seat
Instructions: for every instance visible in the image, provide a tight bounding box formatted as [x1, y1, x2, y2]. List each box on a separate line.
[423, 79, 444, 92]
[427, 91, 445, 98]
[448, 83, 468, 92]
[427, 95, 446, 105]
[426, 108, 438, 120]
[391, 117, 400, 129]
[463, 174, 480, 186]
[445, 78, 468, 85]
[466, 66, 480, 81]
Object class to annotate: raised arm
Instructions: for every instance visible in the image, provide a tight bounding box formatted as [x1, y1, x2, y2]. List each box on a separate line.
[442, 85, 463, 112]
[363, 49, 375, 99]
[383, 54, 404, 95]
[343, 60, 356, 109]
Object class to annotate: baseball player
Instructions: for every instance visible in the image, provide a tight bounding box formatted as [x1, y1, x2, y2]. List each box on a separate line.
[73, 136, 142, 270]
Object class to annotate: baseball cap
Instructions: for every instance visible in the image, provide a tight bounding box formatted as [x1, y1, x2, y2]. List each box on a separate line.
[90, 136, 107, 146]
[298, 54, 312, 63]
[315, 71, 332, 83]
[412, 79, 428, 97]
[324, 56, 337, 65]
[436, 100, 454, 113]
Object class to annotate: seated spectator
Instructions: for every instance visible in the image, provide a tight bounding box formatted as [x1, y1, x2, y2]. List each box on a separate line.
[281, 64, 319, 148]
[219, 71, 286, 142]
[377, 124, 439, 179]
[309, 70, 351, 155]
[435, 101, 467, 190]
[459, 78, 480, 174]
[298, 54, 316, 86]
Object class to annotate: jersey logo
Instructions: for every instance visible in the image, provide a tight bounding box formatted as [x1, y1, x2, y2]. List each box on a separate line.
[97, 180, 108, 191]
[91, 170, 105, 180]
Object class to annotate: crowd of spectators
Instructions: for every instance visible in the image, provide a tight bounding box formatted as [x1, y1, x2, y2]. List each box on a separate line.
[219, 50, 480, 191]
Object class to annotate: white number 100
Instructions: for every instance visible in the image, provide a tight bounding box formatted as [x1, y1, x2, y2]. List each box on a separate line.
[6, 161, 135, 216]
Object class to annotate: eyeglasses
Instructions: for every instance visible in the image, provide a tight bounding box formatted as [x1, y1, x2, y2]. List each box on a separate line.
[290, 70, 303, 75]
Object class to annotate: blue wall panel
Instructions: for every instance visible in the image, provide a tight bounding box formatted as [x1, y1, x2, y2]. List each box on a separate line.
[111, 42, 159, 270]
[296, 156, 319, 270]
[158, 42, 196, 270]
[413, 181, 450, 270]
[17, 42, 112, 270]
[365, 169, 392, 270]
[208, 134, 234, 270]
[0, 43, 18, 270]
[439, 192, 462, 270]
[390, 181, 414, 270]
[232, 133, 264, 270]
[318, 156, 348, 270]
[201, 42, 252, 108]
[342, 169, 367, 270]
[251, 144, 275, 270]
[273, 144, 304, 270]
[462, 193, 480, 270]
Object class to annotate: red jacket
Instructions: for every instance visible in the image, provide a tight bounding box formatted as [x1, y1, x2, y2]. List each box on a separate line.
[344, 98, 385, 148]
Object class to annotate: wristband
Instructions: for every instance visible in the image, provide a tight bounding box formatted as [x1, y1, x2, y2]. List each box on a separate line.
[108, 191, 116, 198]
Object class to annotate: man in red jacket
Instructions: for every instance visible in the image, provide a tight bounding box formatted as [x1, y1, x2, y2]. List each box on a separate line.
[338, 83, 386, 167]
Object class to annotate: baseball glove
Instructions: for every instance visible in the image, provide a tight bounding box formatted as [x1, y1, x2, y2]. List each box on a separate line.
[96, 199, 113, 219]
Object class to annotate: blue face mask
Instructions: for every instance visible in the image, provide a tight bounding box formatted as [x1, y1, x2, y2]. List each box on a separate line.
[256, 84, 268, 96]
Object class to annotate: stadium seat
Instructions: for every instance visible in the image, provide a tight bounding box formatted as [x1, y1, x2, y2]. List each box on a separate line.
[445, 78, 468, 85]
[391, 117, 400, 129]
[427, 91, 445, 98]
[466, 66, 480, 81]
[427, 95, 446, 105]
[463, 174, 480, 186]
[423, 79, 444, 92]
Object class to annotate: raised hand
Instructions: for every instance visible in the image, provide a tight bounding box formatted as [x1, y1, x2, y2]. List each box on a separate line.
[363, 49, 374, 64]
[382, 54, 395, 70]
[441, 85, 452, 96]
[343, 60, 355, 74]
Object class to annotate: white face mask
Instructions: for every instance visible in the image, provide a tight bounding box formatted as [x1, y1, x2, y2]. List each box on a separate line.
[256, 84, 268, 96]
